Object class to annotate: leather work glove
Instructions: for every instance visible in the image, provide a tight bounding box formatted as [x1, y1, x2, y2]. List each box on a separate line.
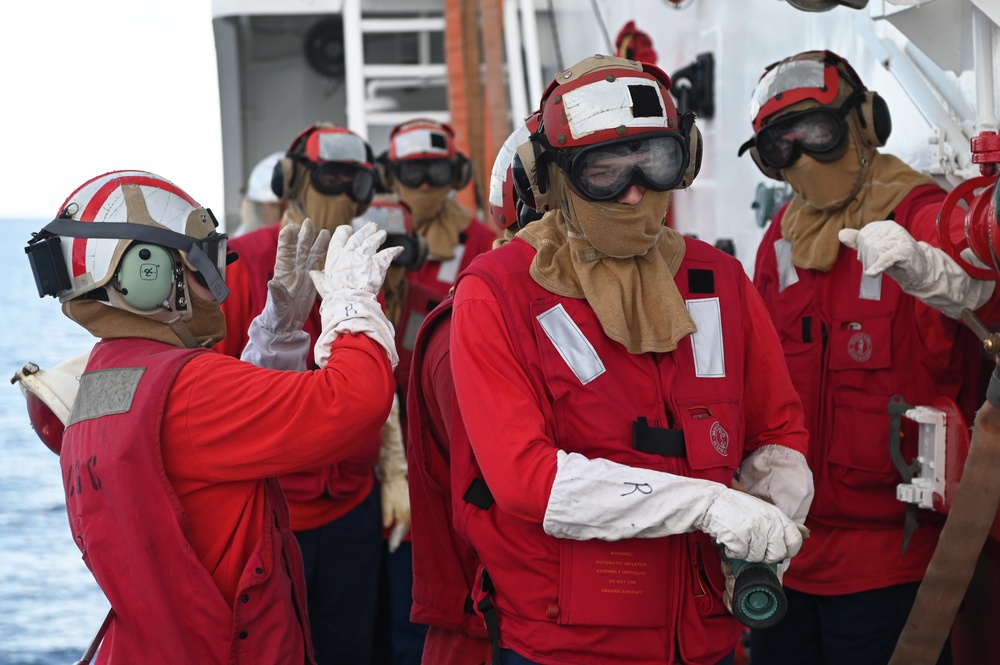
[377, 394, 410, 553]
[839, 221, 995, 319]
[543, 451, 803, 564]
[310, 222, 403, 368]
[242, 220, 330, 370]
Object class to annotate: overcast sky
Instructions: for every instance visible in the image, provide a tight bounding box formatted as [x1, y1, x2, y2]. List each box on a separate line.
[0, 0, 223, 220]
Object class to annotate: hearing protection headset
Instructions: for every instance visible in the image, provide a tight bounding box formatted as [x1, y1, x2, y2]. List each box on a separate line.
[742, 50, 891, 181]
[113, 242, 178, 311]
[376, 119, 473, 191]
[513, 55, 702, 212]
[270, 123, 378, 202]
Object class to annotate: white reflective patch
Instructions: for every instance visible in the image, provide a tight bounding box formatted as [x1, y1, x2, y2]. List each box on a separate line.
[317, 132, 367, 163]
[353, 205, 408, 235]
[436, 243, 465, 284]
[774, 239, 800, 292]
[859, 271, 882, 301]
[686, 298, 725, 378]
[536, 304, 606, 385]
[561, 76, 666, 140]
[394, 128, 450, 159]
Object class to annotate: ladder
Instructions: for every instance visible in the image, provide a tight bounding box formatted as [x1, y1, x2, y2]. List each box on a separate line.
[341, 0, 450, 142]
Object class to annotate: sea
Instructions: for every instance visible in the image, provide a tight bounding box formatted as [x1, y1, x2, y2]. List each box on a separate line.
[0, 219, 108, 665]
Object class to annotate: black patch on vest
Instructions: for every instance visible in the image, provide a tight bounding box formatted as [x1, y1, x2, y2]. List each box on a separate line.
[629, 85, 663, 118]
[688, 269, 715, 294]
[633, 417, 686, 457]
[458, 232, 469, 243]
[463, 477, 495, 510]
[802, 316, 813, 343]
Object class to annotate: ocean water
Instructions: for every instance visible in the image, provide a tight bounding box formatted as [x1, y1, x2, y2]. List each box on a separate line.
[0, 219, 108, 665]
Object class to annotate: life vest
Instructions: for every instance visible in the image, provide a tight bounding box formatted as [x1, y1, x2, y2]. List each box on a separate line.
[451, 237, 749, 665]
[62, 338, 311, 664]
[754, 185, 979, 530]
[406, 296, 488, 638]
[221, 225, 379, 521]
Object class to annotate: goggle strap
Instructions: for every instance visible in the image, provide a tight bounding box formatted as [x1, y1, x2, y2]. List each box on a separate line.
[737, 137, 756, 157]
[42, 218, 230, 303]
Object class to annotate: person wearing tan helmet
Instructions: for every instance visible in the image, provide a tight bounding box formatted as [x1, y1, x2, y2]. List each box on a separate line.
[448, 54, 813, 665]
[741, 50, 986, 664]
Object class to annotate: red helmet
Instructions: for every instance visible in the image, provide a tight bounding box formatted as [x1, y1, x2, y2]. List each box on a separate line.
[489, 112, 541, 230]
[523, 55, 700, 208]
[748, 50, 858, 132]
[379, 118, 472, 190]
[272, 123, 377, 205]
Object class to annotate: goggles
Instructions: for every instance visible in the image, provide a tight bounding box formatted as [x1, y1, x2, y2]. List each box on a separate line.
[752, 104, 852, 170]
[391, 159, 455, 189]
[299, 158, 376, 204]
[549, 131, 688, 202]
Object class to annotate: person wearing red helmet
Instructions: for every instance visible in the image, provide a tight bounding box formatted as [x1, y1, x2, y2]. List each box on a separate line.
[25, 170, 398, 664]
[741, 50, 985, 664]
[372, 119, 497, 663]
[215, 123, 399, 665]
[448, 54, 812, 665]
[402, 114, 543, 665]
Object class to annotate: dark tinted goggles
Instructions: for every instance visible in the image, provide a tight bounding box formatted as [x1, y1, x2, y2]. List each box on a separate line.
[392, 159, 455, 189]
[300, 159, 376, 204]
[554, 132, 688, 202]
[755, 106, 849, 170]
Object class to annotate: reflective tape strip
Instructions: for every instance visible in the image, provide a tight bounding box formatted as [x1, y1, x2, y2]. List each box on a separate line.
[315, 132, 368, 163]
[860, 271, 882, 301]
[561, 76, 666, 140]
[437, 244, 466, 284]
[774, 239, 800, 292]
[394, 128, 451, 159]
[686, 297, 726, 378]
[67, 367, 145, 426]
[536, 304, 606, 385]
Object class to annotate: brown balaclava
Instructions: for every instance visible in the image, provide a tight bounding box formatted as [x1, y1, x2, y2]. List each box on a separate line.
[283, 161, 363, 234]
[519, 166, 695, 355]
[776, 91, 936, 272]
[397, 183, 473, 261]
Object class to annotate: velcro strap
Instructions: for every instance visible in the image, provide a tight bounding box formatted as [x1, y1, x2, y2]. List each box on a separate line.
[633, 417, 686, 457]
[463, 477, 495, 509]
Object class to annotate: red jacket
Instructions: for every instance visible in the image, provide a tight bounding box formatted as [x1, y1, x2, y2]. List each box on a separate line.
[63, 339, 309, 664]
[753, 184, 980, 594]
[216, 225, 379, 530]
[407, 297, 491, 659]
[396, 218, 496, 406]
[449, 238, 808, 665]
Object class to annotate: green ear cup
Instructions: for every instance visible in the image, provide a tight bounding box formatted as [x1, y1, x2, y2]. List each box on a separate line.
[115, 243, 174, 311]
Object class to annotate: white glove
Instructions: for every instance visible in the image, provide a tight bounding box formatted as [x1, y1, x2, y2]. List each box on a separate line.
[839, 221, 995, 319]
[737, 445, 814, 527]
[377, 394, 410, 553]
[309, 222, 403, 368]
[242, 220, 330, 370]
[542, 451, 803, 564]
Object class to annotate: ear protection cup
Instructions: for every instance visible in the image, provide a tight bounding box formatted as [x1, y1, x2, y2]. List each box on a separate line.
[270, 156, 296, 201]
[515, 139, 555, 212]
[857, 90, 891, 147]
[453, 154, 473, 190]
[678, 118, 703, 189]
[114, 243, 175, 311]
[375, 152, 393, 193]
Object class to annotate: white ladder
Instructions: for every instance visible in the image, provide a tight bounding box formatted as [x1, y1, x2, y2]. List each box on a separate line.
[342, 0, 450, 141]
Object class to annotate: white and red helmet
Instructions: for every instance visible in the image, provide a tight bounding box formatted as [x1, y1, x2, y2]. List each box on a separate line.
[489, 112, 541, 230]
[523, 54, 700, 208]
[27, 170, 229, 310]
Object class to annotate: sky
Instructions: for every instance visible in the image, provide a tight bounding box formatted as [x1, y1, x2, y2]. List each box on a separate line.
[0, 0, 224, 220]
